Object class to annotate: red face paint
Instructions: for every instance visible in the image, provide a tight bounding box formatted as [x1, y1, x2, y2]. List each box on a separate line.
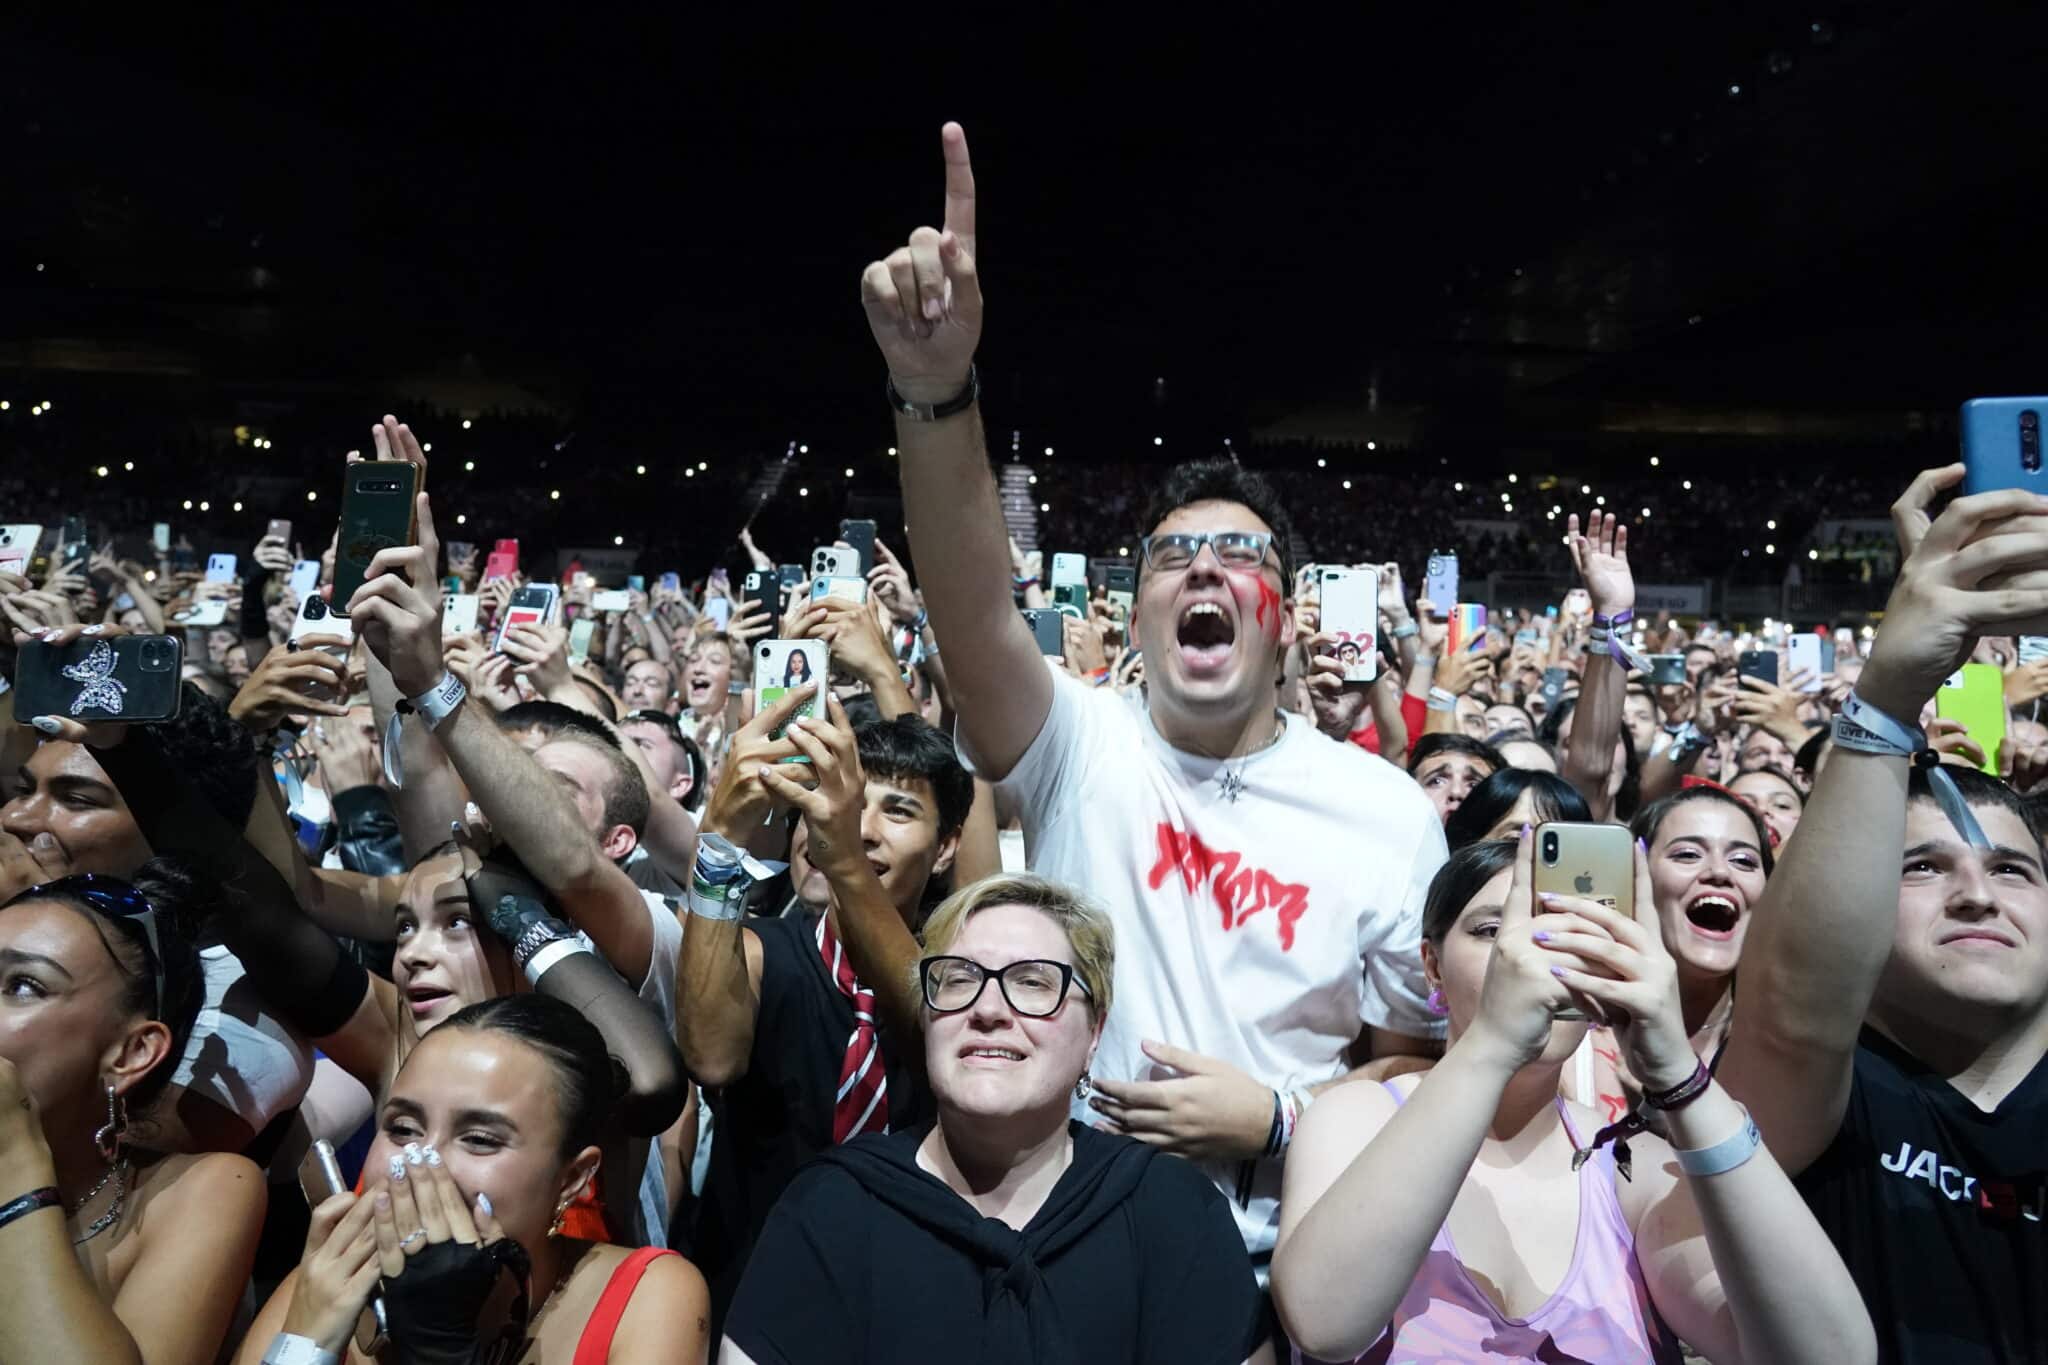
[1231, 568, 1284, 638]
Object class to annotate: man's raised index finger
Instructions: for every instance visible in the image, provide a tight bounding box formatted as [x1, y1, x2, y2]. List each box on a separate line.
[941, 122, 975, 253]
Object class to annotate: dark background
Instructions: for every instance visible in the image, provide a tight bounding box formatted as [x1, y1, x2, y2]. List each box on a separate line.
[2, 4, 2045, 579]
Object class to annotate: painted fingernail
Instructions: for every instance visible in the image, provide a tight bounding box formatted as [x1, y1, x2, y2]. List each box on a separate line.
[80, 624, 102, 635]
[1537, 891, 1560, 902]
[30, 716, 60, 735]
[1520, 823, 1532, 838]
[424, 1145, 443, 1167]
[403, 1142, 424, 1166]
[388, 1154, 407, 1182]
[1532, 930, 1552, 943]
[923, 296, 942, 321]
[1550, 965, 1569, 978]
[476, 1192, 493, 1217]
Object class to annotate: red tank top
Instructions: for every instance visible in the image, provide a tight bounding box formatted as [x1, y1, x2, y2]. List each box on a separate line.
[572, 1246, 676, 1364]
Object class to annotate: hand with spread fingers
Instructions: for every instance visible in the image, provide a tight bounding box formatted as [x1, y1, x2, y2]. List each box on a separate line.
[1087, 1039, 1278, 1160]
[499, 621, 573, 697]
[859, 121, 982, 406]
[229, 635, 354, 732]
[755, 696, 867, 878]
[867, 540, 920, 625]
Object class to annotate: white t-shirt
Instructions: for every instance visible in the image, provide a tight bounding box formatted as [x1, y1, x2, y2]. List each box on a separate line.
[966, 669, 1447, 1262]
[575, 890, 683, 1248]
[171, 944, 317, 1129]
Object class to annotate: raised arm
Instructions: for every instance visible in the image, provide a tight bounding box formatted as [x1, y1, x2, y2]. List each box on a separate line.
[675, 690, 813, 1085]
[346, 497, 653, 987]
[1720, 465, 2048, 1173]
[861, 122, 1050, 779]
[1561, 510, 1632, 822]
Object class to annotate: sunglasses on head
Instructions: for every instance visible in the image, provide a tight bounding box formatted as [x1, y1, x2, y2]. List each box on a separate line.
[8, 873, 165, 1017]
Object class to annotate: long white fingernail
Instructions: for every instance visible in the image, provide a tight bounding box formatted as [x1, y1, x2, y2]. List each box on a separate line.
[388, 1154, 407, 1181]
[30, 716, 60, 735]
[476, 1192, 493, 1217]
[403, 1142, 424, 1166]
[424, 1145, 442, 1167]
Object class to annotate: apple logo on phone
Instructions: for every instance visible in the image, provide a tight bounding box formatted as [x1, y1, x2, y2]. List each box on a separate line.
[1574, 872, 1594, 894]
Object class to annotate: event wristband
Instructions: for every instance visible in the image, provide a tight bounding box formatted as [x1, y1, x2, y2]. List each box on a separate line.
[1834, 690, 1924, 756]
[1672, 1106, 1763, 1178]
[261, 1334, 342, 1365]
[407, 671, 468, 731]
[887, 365, 979, 422]
[0, 1186, 60, 1237]
[910, 608, 929, 634]
[1426, 687, 1458, 712]
[688, 832, 760, 922]
[524, 937, 586, 983]
[1390, 623, 1419, 640]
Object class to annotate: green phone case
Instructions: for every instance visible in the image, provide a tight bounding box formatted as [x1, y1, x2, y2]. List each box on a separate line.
[1935, 663, 2006, 776]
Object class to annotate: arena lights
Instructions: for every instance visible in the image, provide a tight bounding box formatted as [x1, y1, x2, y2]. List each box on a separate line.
[685, 468, 696, 478]
[1596, 496, 1607, 506]
[307, 491, 318, 502]
[1343, 480, 1354, 490]
[422, 443, 432, 452]
[799, 445, 809, 454]
[1317, 458, 1326, 468]
[1029, 475, 1038, 485]
[123, 462, 133, 471]
[550, 490, 561, 500]
[1547, 510, 1558, 521]
[465, 461, 476, 472]
[1642, 507, 1652, 517]
[1366, 441, 1377, 451]
[636, 465, 647, 475]
[456, 514, 468, 525]
[1504, 503, 1514, 513]
[198, 501, 210, 512]
[461, 419, 472, 429]
[843, 468, 854, 478]
[1649, 456, 1660, 467]
[182, 500, 193, 510]
[1044, 447, 1054, 456]
[1766, 519, 1777, 530]
[233, 502, 244, 512]
[887, 447, 898, 457]
[614, 535, 625, 546]
[95, 465, 108, 477]
[1453, 482, 1464, 492]
[698, 461, 708, 471]
[1765, 543, 1776, 555]
[0, 401, 9, 410]
[1683, 479, 1693, 490]
[1580, 484, 1591, 495]
[1118, 546, 1130, 557]
[1499, 493, 1510, 504]
[1152, 437, 1163, 446]
[41, 401, 51, 411]
[1808, 548, 1819, 560]
[1040, 503, 1050, 512]
[1507, 473, 1518, 483]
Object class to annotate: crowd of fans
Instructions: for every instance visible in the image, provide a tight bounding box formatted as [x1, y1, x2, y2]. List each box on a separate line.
[0, 122, 2040, 1365]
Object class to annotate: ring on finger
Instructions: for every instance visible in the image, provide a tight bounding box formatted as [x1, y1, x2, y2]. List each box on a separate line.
[399, 1227, 427, 1249]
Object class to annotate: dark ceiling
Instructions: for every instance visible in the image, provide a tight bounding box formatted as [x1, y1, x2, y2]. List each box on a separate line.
[3, 3, 2044, 445]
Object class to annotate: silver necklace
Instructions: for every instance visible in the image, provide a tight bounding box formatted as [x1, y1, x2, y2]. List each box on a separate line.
[70, 1160, 128, 1246]
[1215, 711, 1287, 803]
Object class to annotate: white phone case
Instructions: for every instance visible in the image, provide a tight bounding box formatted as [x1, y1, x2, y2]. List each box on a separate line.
[810, 546, 859, 579]
[754, 640, 828, 737]
[442, 594, 480, 637]
[1786, 635, 1823, 693]
[0, 524, 43, 573]
[1318, 569, 1379, 683]
[204, 554, 238, 584]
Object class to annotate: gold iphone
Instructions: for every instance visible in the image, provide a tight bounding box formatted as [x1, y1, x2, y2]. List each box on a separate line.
[1532, 822, 1634, 1021]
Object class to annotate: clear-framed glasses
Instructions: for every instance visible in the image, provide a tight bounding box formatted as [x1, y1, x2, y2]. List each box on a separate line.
[919, 955, 1092, 1018]
[8, 874, 164, 1016]
[1138, 531, 1275, 574]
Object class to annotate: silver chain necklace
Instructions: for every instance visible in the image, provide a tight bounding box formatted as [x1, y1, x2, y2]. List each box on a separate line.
[69, 1160, 128, 1245]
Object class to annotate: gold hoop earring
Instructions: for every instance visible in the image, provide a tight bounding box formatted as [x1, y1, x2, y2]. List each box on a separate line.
[548, 1196, 570, 1238]
[93, 1084, 127, 1165]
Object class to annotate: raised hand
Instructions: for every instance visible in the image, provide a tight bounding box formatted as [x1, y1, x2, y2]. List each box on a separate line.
[867, 540, 919, 624]
[859, 122, 982, 404]
[500, 621, 573, 696]
[1567, 510, 1634, 618]
[228, 635, 354, 732]
[1463, 828, 1583, 1072]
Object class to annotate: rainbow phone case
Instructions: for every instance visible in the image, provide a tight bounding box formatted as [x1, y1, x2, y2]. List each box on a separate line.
[1448, 603, 1488, 654]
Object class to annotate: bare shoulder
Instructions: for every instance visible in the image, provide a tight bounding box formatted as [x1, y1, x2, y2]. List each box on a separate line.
[605, 1250, 711, 1362]
[137, 1150, 264, 1223]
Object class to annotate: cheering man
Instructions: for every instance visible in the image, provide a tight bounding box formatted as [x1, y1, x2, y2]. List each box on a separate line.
[853, 122, 1446, 1287]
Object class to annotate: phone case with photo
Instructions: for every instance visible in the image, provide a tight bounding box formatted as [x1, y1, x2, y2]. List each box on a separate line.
[14, 636, 184, 723]
[755, 640, 827, 747]
[1317, 569, 1379, 683]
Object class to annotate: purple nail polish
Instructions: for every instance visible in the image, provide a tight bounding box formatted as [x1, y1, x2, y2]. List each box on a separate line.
[1532, 930, 1551, 943]
[1550, 964, 1568, 978]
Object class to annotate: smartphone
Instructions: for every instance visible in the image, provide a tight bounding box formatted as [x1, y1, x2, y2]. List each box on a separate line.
[1961, 396, 2048, 495]
[591, 589, 633, 614]
[266, 518, 293, 545]
[660, 571, 683, 594]
[1648, 654, 1688, 687]
[151, 523, 172, 555]
[1737, 650, 1778, 686]
[1447, 603, 1487, 655]
[1538, 666, 1569, 709]
[776, 563, 805, 590]
[811, 545, 860, 579]
[290, 594, 356, 649]
[14, 636, 184, 722]
[0, 524, 41, 575]
[1103, 564, 1136, 621]
[484, 548, 518, 583]
[1022, 607, 1066, 659]
[297, 1140, 389, 1354]
[332, 461, 421, 607]
[445, 539, 477, 567]
[1785, 634, 1825, 693]
[704, 598, 733, 629]
[171, 599, 229, 627]
[1424, 550, 1459, 610]
[754, 640, 827, 745]
[838, 519, 878, 575]
[494, 583, 560, 651]
[442, 594, 480, 637]
[1050, 553, 1089, 614]
[743, 569, 786, 622]
[1936, 663, 2006, 776]
[204, 553, 238, 584]
[59, 515, 90, 569]
[1534, 821, 1635, 1022]
[1317, 568, 1378, 683]
[568, 617, 597, 664]
[286, 559, 322, 601]
[811, 576, 869, 605]
[626, 574, 645, 593]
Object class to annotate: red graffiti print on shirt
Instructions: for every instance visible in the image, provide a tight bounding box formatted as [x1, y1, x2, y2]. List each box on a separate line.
[1148, 823, 1311, 950]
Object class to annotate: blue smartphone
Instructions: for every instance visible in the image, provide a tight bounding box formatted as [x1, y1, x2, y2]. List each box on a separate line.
[1961, 396, 2048, 495]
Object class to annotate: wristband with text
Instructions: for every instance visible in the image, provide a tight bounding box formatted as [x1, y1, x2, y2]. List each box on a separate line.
[887, 365, 979, 422]
[260, 1333, 342, 1365]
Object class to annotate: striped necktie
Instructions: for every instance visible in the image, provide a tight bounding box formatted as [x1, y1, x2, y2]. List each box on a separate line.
[817, 913, 889, 1142]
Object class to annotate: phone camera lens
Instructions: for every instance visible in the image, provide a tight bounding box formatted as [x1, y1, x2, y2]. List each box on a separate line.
[1541, 832, 1559, 864]
[2023, 411, 2039, 431]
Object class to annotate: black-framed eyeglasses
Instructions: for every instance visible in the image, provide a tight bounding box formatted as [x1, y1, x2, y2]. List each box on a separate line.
[9, 874, 164, 1016]
[1138, 531, 1276, 574]
[919, 955, 1092, 1018]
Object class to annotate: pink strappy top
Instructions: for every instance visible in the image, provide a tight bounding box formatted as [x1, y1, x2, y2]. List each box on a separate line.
[1298, 1083, 1682, 1364]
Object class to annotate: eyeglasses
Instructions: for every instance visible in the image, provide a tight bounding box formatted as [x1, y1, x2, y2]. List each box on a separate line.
[12, 874, 164, 1016]
[1138, 531, 1276, 574]
[919, 955, 1092, 1018]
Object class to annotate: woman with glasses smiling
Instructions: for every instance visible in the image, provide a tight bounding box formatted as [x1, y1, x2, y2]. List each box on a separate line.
[720, 875, 1266, 1365]
[0, 862, 266, 1364]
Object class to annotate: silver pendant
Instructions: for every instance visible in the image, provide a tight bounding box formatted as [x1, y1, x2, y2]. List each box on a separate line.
[1218, 768, 1247, 803]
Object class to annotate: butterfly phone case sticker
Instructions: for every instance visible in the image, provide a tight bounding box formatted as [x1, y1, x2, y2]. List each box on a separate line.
[14, 636, 185, 722]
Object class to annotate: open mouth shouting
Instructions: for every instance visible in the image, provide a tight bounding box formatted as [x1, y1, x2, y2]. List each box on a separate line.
[1175, 599, 1238, 676]
[1683, 893, 1743, 941]
[405, 983, 456, 1020]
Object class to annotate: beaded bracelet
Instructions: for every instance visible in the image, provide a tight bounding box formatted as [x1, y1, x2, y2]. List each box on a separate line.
[1643, 1058, 1713, 1112]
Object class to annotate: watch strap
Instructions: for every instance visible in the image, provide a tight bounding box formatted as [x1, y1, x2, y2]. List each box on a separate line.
[886, 366, 979, 422]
